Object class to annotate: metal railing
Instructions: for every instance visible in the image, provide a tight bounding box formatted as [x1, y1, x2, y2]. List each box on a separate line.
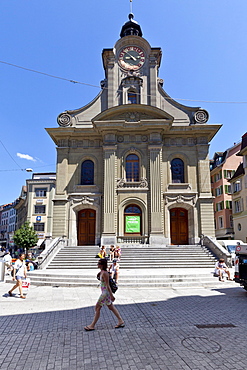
[38, 236, 66, 269]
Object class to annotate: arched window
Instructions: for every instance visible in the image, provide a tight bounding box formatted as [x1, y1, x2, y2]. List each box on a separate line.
[171, 158, 184, 183]
[81, 160, 94, 185]
[124, 204, 142, 235]
[126, 154, 139, 182]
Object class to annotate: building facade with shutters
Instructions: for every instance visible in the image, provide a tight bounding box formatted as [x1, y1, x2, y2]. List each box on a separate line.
[47, 14, 220, 247]
[210, 142, 241, 239]
[229, 133, 247, 242]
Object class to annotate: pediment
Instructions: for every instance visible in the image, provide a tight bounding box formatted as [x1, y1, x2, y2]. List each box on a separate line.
[92, 104, 174, 123]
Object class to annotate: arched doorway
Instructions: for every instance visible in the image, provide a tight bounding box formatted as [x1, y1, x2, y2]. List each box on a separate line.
[124, 205, 142, 235]
[170, 208, 188, 245]
[77, 209, 96, 245]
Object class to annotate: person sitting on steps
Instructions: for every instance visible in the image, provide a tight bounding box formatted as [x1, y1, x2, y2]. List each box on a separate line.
[214, 258, 233, 282]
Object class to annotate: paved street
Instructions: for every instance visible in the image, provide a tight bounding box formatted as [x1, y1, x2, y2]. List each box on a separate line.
[0, 279, 246, 370]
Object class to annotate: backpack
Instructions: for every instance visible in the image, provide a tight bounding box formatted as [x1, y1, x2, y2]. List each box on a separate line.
[97, 272, 118, 294]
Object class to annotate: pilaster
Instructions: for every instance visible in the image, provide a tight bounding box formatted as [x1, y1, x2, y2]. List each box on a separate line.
[101, 145, 117, 245]
[148, 144, 166, 245]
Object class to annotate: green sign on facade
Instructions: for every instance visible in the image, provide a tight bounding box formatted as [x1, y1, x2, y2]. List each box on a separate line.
[125, 215, 140, 233]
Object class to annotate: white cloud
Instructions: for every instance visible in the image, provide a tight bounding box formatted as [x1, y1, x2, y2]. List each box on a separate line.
[17, 153, 36, 162]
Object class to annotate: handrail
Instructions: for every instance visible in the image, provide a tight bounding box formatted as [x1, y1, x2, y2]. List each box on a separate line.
[201, 235, 232, 267]
[38, 236, 65, 269]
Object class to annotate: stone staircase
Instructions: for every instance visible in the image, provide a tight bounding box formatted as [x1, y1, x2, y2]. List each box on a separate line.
[46, 244, 217, 269]
[23, 270, 223, 288]
[5, 244, 223, 288]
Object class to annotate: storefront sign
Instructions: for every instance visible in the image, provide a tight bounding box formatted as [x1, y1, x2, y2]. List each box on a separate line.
[125, 215, 140, 233]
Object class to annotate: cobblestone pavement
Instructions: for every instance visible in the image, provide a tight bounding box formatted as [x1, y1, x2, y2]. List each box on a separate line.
[0, 280, 246, 370]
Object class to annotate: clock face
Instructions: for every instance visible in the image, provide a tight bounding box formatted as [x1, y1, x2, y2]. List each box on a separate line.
[118, 46, 145, 70]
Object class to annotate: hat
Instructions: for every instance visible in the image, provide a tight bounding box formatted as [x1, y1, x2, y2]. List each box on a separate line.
[113, 259, 118, 263]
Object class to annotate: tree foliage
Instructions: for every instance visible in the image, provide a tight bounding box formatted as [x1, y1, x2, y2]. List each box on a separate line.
[13, 222, 38, 250]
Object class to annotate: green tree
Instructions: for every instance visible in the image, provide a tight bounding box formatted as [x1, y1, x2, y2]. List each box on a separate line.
[13, 222, 38, 251]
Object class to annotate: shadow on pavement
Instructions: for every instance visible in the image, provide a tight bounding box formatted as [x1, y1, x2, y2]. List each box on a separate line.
[0, 285, 247, 369]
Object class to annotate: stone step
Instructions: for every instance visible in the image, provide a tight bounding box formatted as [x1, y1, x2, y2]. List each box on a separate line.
[6, 271, 221, 287]
[5, 276, 223, 288]
[47, 264, 215, 269]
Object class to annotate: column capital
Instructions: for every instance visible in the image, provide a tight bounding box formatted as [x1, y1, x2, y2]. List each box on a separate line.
[103, 145, 117, 151]
[148, 144, 162, 151]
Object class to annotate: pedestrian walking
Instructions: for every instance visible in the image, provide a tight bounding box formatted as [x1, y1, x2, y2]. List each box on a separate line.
[3, 250, 12, 275]
[84, 258, 124, 331]
[8, 253, 27, 299]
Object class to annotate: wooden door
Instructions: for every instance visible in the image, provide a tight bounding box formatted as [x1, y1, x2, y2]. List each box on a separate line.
[170, 208, 188, 245]
[77, 209, 96, 245]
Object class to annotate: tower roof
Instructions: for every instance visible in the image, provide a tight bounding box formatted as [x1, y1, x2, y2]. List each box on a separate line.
[120, 13, 143, 38]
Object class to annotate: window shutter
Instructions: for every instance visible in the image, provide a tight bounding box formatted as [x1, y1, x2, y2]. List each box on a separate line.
[226, 201, 229, 209]
[225, 185, 228, 194]
[220, 185, 223, 194]
[221, 201, 224, 210]
[220, 171, 222, 179]
[224, 170, 227, 178]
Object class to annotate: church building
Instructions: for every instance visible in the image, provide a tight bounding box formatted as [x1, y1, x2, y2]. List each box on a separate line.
[46, 14, 221, 247]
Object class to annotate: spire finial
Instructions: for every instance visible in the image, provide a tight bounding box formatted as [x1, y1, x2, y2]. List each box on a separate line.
[130, 0, 133, 14]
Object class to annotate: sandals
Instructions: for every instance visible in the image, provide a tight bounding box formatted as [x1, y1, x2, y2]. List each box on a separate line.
[84, 326, 95, 331]
[20, 296, 26, 299]
[115, 323, 125, 329]
[8, 291, 13, 296]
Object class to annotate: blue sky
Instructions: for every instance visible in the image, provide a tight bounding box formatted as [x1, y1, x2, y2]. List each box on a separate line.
[1, 0, 247, 205]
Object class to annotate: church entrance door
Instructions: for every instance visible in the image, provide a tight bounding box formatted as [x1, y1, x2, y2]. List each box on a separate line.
[78, 209, 96, 245]
[170, 208, 188, 245]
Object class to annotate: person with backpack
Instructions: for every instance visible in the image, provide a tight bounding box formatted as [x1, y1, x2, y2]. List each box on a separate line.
[8, 253, 27, 299]
[84, 258, 124, 331]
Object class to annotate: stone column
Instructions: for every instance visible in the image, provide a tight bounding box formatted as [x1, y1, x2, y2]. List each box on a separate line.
[149, 58, 158, 106]
[107, 57, 117, 108]
[148, 143, 166, 245]
[101, 145, 117, 245]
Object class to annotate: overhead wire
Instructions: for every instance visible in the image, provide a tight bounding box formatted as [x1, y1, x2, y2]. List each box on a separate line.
[0, 140, 23, 169]
[0, 139, 55, 172]
[1, 59, 247, 105]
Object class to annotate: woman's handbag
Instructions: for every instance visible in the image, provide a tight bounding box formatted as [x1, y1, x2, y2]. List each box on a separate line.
[109, 275, 118, 294]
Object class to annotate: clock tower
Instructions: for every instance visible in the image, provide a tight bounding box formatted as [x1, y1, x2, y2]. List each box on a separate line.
[102, 13, 162, 107]
[47, 14, 221, 247]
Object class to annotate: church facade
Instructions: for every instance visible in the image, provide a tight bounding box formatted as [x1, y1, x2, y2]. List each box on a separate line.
[46, 14, 221, 246]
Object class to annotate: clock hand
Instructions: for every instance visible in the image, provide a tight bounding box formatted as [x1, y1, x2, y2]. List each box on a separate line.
[126, 51, 137, 61]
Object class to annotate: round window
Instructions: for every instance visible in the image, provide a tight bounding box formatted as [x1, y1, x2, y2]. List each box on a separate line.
[238, 223, 241, 231]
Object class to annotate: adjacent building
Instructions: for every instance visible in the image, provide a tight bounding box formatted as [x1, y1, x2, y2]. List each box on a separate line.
[210, 142, 241, 239]
[0, 203, 14, 249]
[25, 173, 56, 240]
[46, 14, 220, 246]
[229, 133, 247, 242]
